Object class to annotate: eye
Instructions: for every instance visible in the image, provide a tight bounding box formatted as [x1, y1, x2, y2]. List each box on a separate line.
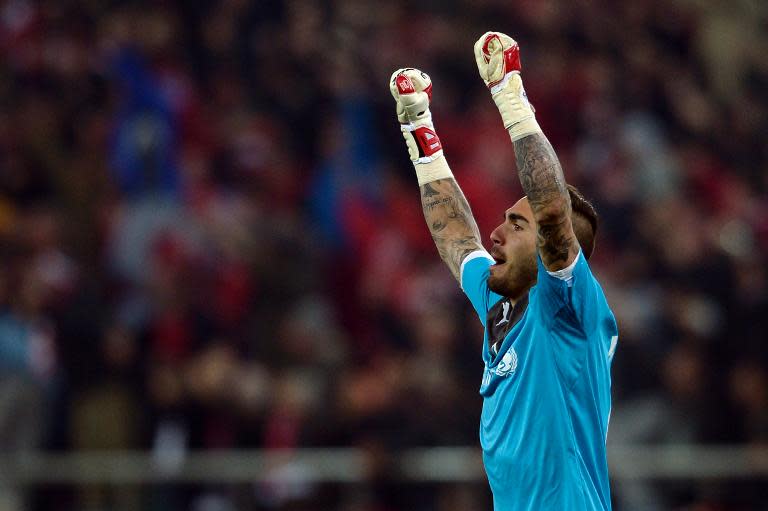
[513, 223, 523, 231]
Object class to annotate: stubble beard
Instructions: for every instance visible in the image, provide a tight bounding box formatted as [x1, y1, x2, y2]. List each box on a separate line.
[488, 256, 537, 299]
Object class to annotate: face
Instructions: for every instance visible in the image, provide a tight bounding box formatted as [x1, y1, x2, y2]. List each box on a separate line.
[487, 197, 538, 298]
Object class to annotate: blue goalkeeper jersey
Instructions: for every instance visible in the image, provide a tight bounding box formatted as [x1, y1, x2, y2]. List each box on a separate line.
[460, 250, 618, 511]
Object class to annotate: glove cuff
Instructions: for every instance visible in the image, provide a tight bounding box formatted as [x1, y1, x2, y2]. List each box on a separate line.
[399, 114, 453, 185]
[400, 110, 442, 161]
[414, 153, 453, 186]
[491, 72, 543, 141]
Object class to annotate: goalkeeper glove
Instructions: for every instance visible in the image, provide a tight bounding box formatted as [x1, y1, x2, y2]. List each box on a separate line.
[473, 32, 542, 141]
[389, 68, 453, 185]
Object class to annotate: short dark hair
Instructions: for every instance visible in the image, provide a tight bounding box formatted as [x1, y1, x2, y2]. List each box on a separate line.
[567, 184, 598, 259]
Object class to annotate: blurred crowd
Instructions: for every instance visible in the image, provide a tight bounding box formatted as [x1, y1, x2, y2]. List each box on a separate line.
[0, 0, 767, 510]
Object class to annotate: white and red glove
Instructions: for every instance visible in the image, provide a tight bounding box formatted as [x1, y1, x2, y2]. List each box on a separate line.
[389, 68, 453, 185]
[473, 32, 542, 141]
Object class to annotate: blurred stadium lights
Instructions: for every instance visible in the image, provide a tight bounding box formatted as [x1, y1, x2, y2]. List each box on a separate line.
[2, 446, 767, 485]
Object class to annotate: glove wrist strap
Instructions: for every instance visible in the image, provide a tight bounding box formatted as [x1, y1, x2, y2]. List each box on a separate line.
[400, 115, 453, 185]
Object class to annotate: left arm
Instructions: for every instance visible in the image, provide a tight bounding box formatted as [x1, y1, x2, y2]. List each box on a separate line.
[513, 133, 579, 270]
[473, 31, 579, 271]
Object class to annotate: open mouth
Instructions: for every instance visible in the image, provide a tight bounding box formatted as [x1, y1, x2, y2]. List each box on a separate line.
[490, 254, 506, 268]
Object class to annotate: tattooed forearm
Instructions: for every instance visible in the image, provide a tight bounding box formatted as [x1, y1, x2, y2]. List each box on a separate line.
[512, 133, 578, 268]
[420, 179, 483, 282]
[513, 134, 567, 213]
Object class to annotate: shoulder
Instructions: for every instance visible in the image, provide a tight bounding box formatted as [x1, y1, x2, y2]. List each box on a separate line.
[535, 251, 613, 327]
[459, 249, 503, 327]
[537, 250, 598, 294]
[459, 250, 495, 290]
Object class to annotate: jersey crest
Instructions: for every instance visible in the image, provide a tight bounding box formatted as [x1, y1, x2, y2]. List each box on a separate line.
[495, 347, 518, 376]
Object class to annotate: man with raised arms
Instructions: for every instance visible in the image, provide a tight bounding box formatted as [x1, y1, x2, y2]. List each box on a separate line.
[389, 32, 618, 510]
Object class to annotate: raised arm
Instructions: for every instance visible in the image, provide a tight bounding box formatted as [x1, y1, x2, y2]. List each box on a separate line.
[420, 178, 483, 281]
[474, 32, 579, 271]
[513, 134, 578, 269]
[390, 69, 483, 282]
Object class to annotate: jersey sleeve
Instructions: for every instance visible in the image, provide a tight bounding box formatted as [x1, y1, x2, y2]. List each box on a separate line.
[459, 250, 503, 326]
[535, 250, 607, 332]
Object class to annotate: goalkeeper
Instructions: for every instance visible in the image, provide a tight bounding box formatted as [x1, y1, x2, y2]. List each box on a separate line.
[390, 32, 618, 510]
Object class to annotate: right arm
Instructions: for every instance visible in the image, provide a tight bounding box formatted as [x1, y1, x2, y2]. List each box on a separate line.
[389, 68, 484, 284]
[420, 178, 484, 282]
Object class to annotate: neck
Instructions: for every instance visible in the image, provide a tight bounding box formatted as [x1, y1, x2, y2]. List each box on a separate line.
[505, 281, 534, 304]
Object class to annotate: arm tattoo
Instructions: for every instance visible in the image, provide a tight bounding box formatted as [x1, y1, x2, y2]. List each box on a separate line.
[420, 179, 483, 282]
[512, 134, 578, 268]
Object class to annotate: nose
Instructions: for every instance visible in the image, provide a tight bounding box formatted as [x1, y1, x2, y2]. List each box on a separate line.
[490, 224, 503, 246]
